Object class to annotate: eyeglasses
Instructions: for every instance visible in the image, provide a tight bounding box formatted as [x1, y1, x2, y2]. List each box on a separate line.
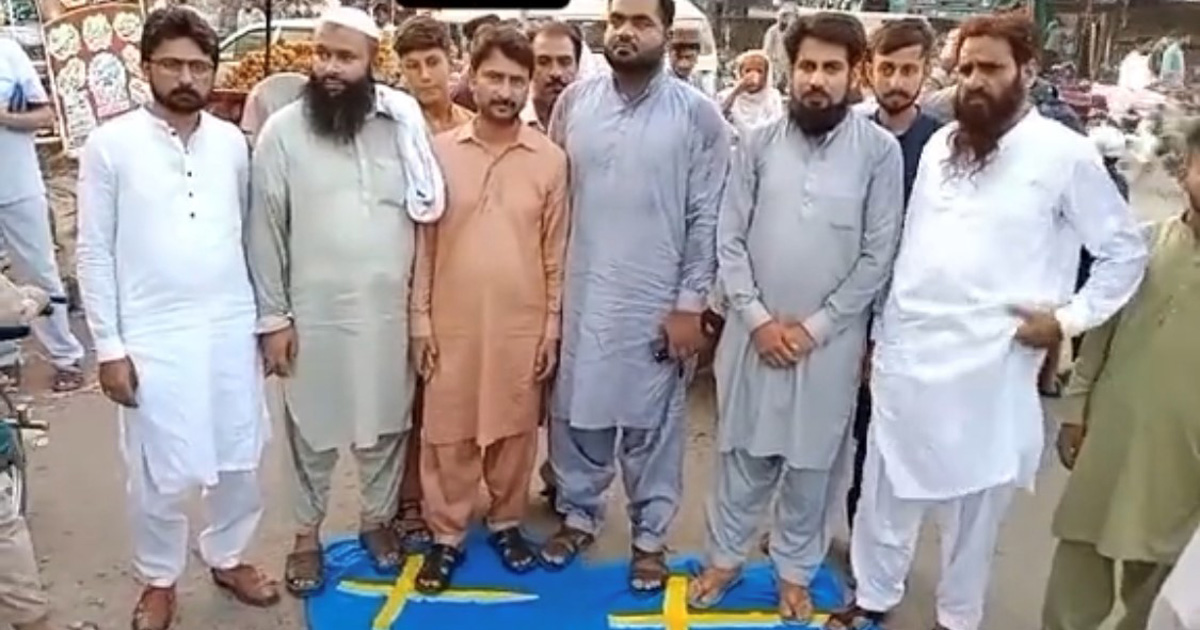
[150, 57, 216, 77]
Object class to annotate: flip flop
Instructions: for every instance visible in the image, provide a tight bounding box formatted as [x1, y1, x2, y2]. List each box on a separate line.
[686, 566, 743, 609]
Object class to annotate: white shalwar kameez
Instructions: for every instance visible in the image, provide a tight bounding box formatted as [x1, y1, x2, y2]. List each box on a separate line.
[852, 110, 1148, 630]
[76, 109, 268, 587]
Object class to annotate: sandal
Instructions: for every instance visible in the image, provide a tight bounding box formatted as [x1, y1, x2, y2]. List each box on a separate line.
[211, 564, 281, 607]
[360, 526, 402, 571]
[687, 565, 742, 609]
[629, 546, 669, 593]
[284, 549, 325, 597]
[52, 364, 84, 392]
[415, 544, 464, 594]
[777, 579, 814, 626]
[131, 585, 176, 630]
[488, 527, 536, 574]
[393, 500, 433, 552]
[825, 603, 888, 629]
[539, 524, 594, 570]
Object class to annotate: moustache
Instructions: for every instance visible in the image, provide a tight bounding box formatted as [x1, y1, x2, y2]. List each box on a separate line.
[547, 77, 568, 89]
[168, 87, 202, 100]
[800, 87, 831, 102]
[881, 89, 913, 102]
[488, 99, 518, 110]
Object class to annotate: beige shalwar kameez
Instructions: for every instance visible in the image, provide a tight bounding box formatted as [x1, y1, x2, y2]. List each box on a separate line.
[411, 122, 568, 545]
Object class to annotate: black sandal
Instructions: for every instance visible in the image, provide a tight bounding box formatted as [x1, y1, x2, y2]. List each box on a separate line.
[488, 527, 536, 574]
[629, 546, 670, 593]
[393, 500, 433, 552]
[825, 603, 888, 629]
[539, 524, 594, 570]
[415, 544, 464, 594]
[359, 526, 401, 571]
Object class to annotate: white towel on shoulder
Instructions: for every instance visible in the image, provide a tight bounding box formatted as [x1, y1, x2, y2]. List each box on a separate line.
[375, 85, 446, 223]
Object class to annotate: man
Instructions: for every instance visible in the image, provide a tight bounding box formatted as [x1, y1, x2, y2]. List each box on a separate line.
[247, 6, 438, 597]
[394, 15, 472, 133]
[0, 34, 86, 392]
[450, 13, 501, 111]
[667, 24, 706, 94]
[539, 0, 731, 594]
[239, 71, 306, 141]
[522, 20, 581, 133]
[717, 50, 782, 138]
[76, 8, 278, 630]
[1159, 35, 1187, 89]
[843, 18, 942, 531]
[410, 25, 568, 593]
[389, 13, 467, 551]
[762, 1, 798, 92]
[831, 14, 1148, 630]
[687, 13, 903, 624]
[1118, 42, 1154, 91]
[1042, 121, 1200, 630]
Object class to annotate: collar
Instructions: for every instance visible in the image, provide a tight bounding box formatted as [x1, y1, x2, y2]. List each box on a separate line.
[140, 106, 208, 142]
[609, 65, 667, 106]
[519, 98, 543, 130]
[453, 118, 539, 151]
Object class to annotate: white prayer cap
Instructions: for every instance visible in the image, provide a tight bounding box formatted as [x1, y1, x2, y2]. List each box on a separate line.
[316, 5, 381, 41]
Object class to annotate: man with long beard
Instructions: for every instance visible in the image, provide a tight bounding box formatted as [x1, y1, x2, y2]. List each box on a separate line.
[410, 25, 568, 593]
[830, 14, 1148, 630]
[77, 8, 278, 629]
[538, 0, 730, 594]
[688, 13, 903, 624]
[246, 6, 440, 598]
[394, 16, 473, 134]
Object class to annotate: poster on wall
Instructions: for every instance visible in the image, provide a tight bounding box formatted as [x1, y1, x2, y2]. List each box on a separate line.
[37, 0, 150, 155]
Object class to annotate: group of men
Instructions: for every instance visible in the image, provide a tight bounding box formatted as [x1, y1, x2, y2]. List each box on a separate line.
[2, 0, 1198, 629]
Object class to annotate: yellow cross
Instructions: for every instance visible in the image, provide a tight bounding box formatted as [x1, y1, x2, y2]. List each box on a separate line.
[607, 575, 830, 629]
[338, 555, 537, 630]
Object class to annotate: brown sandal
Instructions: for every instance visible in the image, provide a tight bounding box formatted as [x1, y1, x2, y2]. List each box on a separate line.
[52, 364, 85, 392]
[538, 524, 594, 570]
[825, 602, 888, 629]
[777, 579, 814, 626]
[629, 546, 670, 593]
[360, 525, 402, 570]
[132, 585, 176, 630]
[211, 564, 281, 607]
[284, 549, 324, 597]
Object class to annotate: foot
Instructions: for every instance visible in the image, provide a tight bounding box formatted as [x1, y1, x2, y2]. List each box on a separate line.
[539, 524, 594, 570]
[392, 501, 433, 552]
[360, 525, 402, 571]
[211, 564, 281, 607]
[488, 527, 536, 573]
[686, 565, 740, 609]
[284, 533, 324, 597]
[414, 544, 464, 594]
[777, 579, 814, 626]
[825, 602, 888, 629]
[131, 585, 176, 630]
[629, 546, 669, 593]
[51, 363, 84, 393]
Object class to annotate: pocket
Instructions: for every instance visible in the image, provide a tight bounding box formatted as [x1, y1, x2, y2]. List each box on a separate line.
[372, 158, 407, 210]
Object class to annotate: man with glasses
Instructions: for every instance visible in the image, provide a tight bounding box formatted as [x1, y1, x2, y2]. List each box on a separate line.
[77, 8, 278, 630]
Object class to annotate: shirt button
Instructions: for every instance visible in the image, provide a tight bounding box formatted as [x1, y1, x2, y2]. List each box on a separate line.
[188, 192, 194, 198]
[186, 171, 193, 177]
[189, 212, 196, 218]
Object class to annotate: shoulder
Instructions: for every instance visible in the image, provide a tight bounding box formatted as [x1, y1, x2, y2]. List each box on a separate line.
[86, 108, 145, 149]
[258, 100, 305, 143]
[0, 38, 26, 62]
[201, 112, 250, 151]
[847, 114, 902, 160]
[1027, 113, 1096, 162]
[431, 127, 459, 154]
[525, 129, 567, 169]
[740, 117, 788, 157]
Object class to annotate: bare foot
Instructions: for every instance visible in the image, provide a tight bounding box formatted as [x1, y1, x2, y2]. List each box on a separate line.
[778, 579, 813, 625]
[686, 565, 740, 609]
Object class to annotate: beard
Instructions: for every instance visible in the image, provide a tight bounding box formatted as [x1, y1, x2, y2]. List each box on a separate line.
[787, 88, 849, 137]
[603, 38, 664, 76]
[876, 89, 917, 115]
[948, 76, 1026, 176]
[152, 83, 207, 114]
[303, 71, 375, 144]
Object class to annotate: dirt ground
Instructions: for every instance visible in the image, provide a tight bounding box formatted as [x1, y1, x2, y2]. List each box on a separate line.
[8, 166, 1186, 630]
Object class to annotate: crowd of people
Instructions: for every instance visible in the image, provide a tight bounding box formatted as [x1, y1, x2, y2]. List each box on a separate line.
[1, 2, 1199, 630]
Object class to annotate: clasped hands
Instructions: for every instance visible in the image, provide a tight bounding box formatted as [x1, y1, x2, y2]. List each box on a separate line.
[751, 318, 815, 368]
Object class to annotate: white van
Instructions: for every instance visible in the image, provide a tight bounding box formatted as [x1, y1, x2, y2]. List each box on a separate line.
[436, 0, 720, 95]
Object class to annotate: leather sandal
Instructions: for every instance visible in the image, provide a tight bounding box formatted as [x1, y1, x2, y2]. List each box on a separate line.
[212, 564, 281, 607]
[131, 585, 176, 630]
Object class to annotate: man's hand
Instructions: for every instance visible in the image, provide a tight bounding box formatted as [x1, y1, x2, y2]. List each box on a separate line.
[782, 320, 816, 359]
[534, 337, 559, 382]
[662, 311, 704, 360]
[1011, 306, 1064, 349]
[1056, 423, 1086, 469]
[751, 320, 800, 368]
[411, 335, 438, 380]
[98, 357, 139, 408]
[261, 326, 298, 377]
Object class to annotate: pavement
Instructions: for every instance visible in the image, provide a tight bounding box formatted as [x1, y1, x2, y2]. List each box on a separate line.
[9, 165, 1186, 630]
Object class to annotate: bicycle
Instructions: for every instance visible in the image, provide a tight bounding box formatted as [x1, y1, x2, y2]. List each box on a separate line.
[0, 296, 64, 517]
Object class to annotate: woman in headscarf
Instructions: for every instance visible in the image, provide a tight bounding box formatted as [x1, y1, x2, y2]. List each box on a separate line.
[717, 49, 783, 138]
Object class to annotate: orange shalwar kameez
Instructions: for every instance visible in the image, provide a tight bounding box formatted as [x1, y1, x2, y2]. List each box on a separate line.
[410, 122, 568, 545]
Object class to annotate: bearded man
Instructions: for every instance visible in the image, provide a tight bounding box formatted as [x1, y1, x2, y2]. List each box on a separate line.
[77, 8, 278, 630]
[410, 25, 568, 593]
[538, 0, 731, 594]
[830, 14, 1148, 630]
[687, 13, 903, 625]
[246, 6, 440, 598]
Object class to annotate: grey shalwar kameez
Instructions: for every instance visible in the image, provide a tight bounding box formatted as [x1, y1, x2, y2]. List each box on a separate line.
[546, 71, 731, 552]
[708, 115, 904, 584]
